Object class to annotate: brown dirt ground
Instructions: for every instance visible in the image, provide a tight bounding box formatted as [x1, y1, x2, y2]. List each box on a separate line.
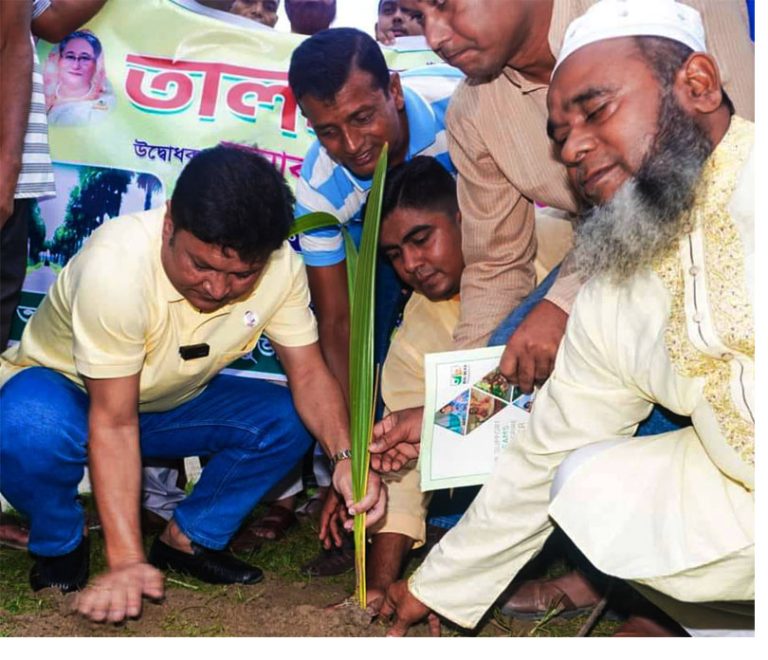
[1, 572, 623, 638]
[1, 570, 555, 638]
[0, 506, 620, 638]
[0, 576, 544, 637]
[1, 551, 605, 638]
[4, 576, 385, 637]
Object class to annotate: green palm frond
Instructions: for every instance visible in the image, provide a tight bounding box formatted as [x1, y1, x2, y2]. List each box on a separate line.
[289, 212, 358, 301]
[342, 228, 359, 302]
[291, 148, 388, 608]
[288, 211, 340, 237]
[348, 145, 388, 607]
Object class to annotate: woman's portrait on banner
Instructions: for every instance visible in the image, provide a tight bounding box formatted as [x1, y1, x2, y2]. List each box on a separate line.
[43, 30, 115, 127]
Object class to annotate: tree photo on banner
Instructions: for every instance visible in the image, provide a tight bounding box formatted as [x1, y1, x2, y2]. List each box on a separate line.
[16, 0, 439, 381]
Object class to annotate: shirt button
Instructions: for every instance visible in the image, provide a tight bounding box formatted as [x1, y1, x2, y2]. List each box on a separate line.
[682, 222, 693, 233]
[689, 266, 700, 276]
[721, 352, 734, 361]
[692, 312, 703, 323]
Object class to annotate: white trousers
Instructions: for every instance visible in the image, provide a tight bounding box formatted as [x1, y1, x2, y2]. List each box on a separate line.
[551, 440, 754, 637]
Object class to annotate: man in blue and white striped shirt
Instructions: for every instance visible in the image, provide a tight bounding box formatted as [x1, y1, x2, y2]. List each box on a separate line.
[288, 27, 462, 399]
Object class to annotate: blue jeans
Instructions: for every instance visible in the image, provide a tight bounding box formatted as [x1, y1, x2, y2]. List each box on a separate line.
[488, 266, 562, 347]
[0, 368, 312, 556]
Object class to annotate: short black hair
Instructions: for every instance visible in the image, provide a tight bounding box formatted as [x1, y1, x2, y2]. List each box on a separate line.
[170, 145, 295, 262]
[288, 27, 390, 103]
[380, 156, 458, 223]
[633, 36, 735, 115]
[59, 30, 102, 58]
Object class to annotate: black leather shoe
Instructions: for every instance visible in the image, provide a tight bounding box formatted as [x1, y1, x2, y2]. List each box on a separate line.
[29, 535, 90, 593]
[148, 537, 264, 584]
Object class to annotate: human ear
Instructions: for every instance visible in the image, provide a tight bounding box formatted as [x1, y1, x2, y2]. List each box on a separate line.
[676, 52, 723, 115]
[389, 71, 405, 111]
[162, 202, 175, 241]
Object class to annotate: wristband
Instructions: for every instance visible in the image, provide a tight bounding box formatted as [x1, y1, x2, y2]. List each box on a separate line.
[330, 448, 352, 469]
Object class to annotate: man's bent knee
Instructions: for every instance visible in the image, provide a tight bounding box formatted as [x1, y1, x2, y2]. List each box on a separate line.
[550, 439, 624, 501]
[0, 368, 88, 491]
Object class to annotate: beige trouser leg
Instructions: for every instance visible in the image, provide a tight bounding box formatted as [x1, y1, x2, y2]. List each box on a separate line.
[369, 460, 431, 548]
[630, 580, 754, 637]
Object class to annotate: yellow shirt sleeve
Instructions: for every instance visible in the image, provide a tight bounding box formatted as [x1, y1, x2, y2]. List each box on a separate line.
[67, 242, 150, 379]
[262, 247, 318, 348]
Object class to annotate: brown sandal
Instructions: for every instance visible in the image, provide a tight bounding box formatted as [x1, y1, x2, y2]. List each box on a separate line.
[0, 513, 29, 551]
[230, 504, 297, 554]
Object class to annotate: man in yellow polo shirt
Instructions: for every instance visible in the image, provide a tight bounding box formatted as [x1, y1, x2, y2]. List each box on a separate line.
[0, 145, 385, 624]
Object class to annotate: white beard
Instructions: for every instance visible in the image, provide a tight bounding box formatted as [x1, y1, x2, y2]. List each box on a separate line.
[572, 90, 713, 283]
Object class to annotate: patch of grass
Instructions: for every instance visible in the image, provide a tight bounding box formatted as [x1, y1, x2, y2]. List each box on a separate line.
[0, 501, 108, 633]
[232, 500, 355, 591]
[0, 545, 54, 636]
[0, 547, 49, 617]
[160, 608, 226, 636]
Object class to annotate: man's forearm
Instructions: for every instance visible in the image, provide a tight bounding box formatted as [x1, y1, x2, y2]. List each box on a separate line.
[292, 366, 350, 458]
[274, 341, 351, 456]
[306, 262, 352, 402]
[317, 318, 350, 403]
[0, 1, 33, 223]
[409, 441, 555, 629]
[447, 127, 539, 348]
[88, 424, 145, 568]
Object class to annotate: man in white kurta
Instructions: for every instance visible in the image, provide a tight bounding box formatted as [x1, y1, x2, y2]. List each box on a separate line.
[382, 0, 753, 637]
[410, 119, 754, 629]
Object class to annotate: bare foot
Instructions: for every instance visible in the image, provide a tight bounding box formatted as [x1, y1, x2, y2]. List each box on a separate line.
[159, 519, 193, 554]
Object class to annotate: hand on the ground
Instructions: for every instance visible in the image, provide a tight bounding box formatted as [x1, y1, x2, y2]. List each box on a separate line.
[74, 561, 164, 623]
[370, 407, 423, 472]
[379, 579, 440, 637]
[499, 299, 568, 393]
[318, 487, 350, 549]
[331, 460, 387, 528]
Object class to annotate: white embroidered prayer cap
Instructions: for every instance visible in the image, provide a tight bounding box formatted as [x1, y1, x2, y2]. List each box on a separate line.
[553, 0, 707, 75]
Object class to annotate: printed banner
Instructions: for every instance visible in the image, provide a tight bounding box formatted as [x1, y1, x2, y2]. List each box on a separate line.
[15, 0, 438, 379]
